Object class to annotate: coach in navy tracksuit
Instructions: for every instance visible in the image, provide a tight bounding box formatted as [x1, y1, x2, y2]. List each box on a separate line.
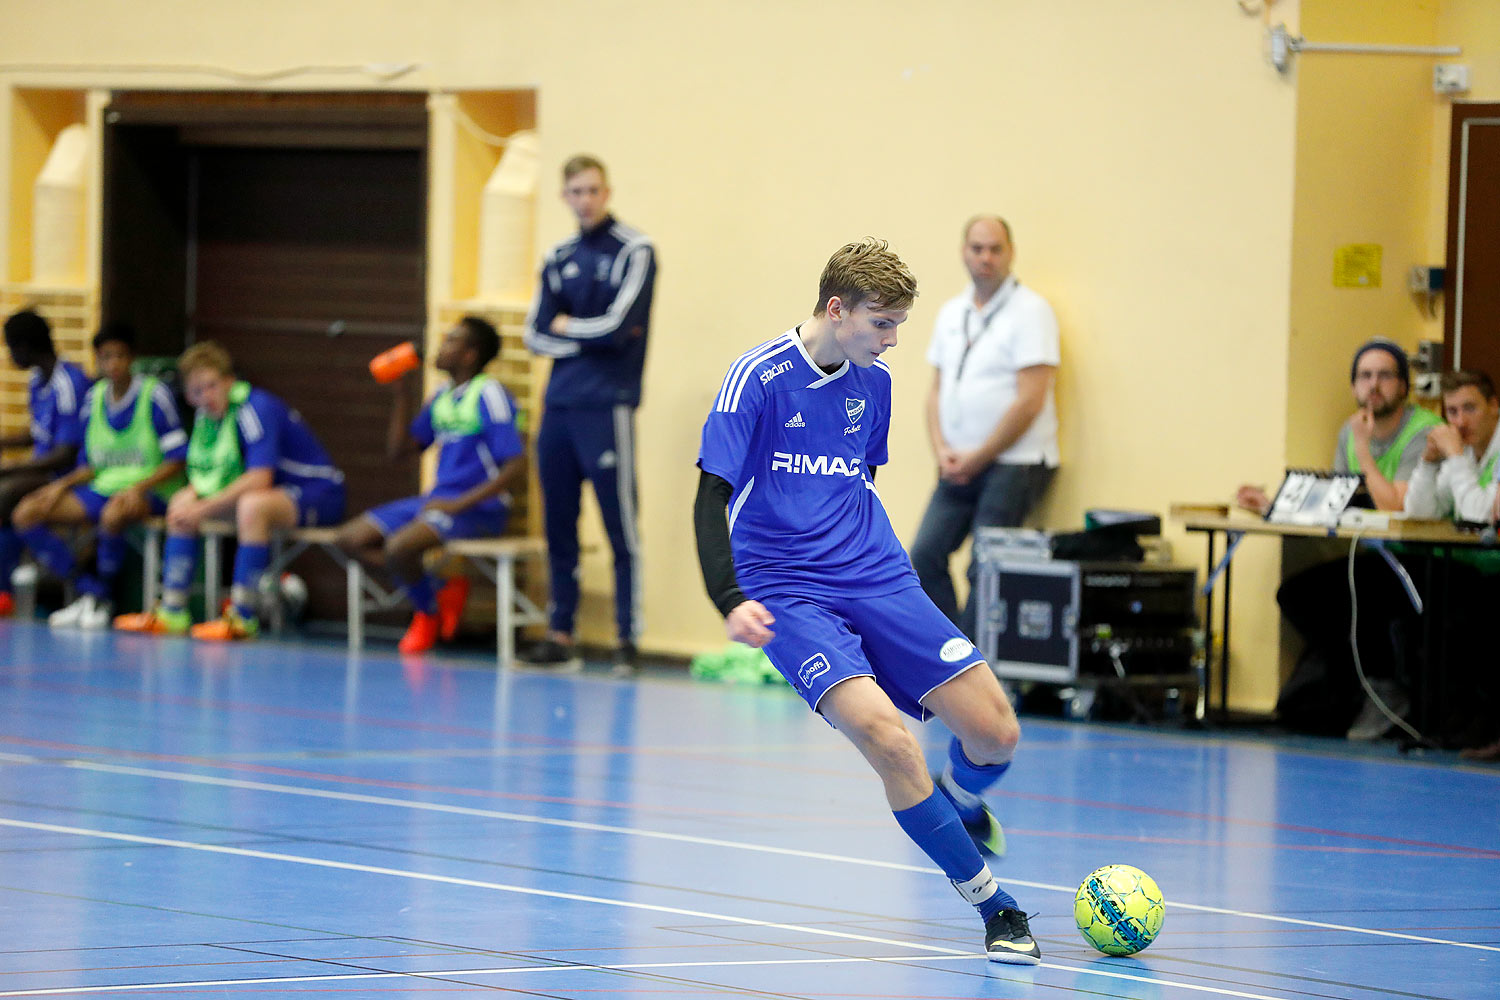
[524, 154, 656, 674]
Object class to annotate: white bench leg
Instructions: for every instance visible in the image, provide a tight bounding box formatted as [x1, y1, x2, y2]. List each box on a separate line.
[143, 527, 161, 609]
[496, 554, 514, 670]
[204, 535, 221, 617]
[347, 558, 364, 651]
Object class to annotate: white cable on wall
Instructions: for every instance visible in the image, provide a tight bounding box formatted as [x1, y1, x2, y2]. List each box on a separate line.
[0, 62, 422, 83]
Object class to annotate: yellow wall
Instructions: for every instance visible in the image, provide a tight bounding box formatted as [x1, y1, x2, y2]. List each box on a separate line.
[0, 0, 1307, 709]
[1288, 0, 1443, 474]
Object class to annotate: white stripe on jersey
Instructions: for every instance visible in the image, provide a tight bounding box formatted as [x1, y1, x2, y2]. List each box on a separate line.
[237, 402, 264, 442]
[873, 359, 891, 374]
[718, 337, 798, 414]
[480, 380, 511, 422]
[567, 241, 653, 339]
[714, 334, 792, 412]
[159, 429, 187, 452]
[150, 380, 182, 426]
[51, 364, 79, 413]
[727, 475, 755, 534]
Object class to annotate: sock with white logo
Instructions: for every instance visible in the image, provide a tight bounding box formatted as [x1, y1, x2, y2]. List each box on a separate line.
[937, 738, 1011, 824]
[893, 788, 1015, 920]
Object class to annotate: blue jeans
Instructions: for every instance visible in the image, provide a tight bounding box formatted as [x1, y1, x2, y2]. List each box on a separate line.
[910, 462, 1055, 639]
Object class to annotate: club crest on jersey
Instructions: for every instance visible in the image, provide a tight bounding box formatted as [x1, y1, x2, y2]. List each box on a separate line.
[798, 652, 832, 687]
[771, 452, 862, 477]
[844, 397, 866, 425]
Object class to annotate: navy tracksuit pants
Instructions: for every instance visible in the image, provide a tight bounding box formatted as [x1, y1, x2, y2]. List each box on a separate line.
[536, 404, 640, 643]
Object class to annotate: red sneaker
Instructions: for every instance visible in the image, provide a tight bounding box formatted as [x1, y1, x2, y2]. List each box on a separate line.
[398, 611, 439, 654]
[0, 592, 13, 616]
[436, 576, 471, 640]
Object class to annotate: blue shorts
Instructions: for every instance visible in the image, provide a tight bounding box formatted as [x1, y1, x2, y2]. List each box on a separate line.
[73, 485, 168, 521]
[758, 584, 987, 721]
[365, 495, 508, 540]
[282, 480, 346, 527]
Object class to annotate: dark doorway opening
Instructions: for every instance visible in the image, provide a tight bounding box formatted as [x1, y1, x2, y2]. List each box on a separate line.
[101, 91, 428, 621]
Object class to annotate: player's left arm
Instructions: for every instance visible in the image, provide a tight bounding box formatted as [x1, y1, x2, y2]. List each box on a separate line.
[694, 468, 775, 647]
[551, 241, 656, 350]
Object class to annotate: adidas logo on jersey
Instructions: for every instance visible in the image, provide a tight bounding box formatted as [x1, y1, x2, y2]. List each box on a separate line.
[784, 412, 806, 428]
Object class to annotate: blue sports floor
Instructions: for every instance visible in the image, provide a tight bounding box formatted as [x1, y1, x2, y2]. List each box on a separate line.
[0, 622, 1495, 998]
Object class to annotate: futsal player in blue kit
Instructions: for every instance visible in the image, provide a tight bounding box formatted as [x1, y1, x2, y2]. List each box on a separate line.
[694, 240, 1040, 964]
[335, 317, 525, 654]
[116, 341, 345, 640]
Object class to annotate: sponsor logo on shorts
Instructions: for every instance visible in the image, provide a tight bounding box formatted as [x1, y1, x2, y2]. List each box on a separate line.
[940, 637, 975, 663]
[798, 652, 832, 687]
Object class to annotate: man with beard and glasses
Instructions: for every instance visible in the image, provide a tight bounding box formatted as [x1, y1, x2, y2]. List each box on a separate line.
[1237, 340, 1441, 741]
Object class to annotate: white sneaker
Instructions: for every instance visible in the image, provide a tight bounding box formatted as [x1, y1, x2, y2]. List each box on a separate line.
[49, 594, 111, 630]
[78, 596, 113, 630]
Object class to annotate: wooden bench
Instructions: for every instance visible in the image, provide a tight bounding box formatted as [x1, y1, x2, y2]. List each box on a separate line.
[139, 520, 548, 667]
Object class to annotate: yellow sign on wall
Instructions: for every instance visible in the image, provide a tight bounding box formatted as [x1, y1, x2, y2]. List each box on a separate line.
[1333, 244, 1382, 288]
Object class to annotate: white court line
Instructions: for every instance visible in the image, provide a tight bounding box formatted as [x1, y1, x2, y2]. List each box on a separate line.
[28, 756, 1500, 955]
[0, 817, 1304, 1000]
[0, 953, 1299, 1000]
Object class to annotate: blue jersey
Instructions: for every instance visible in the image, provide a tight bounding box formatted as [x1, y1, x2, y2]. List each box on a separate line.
[228, 387, 344, 492]
[81, 375, 189, 467]
[410, 377, 524, 500]
[697, 328, 918, 601]
[524, 215, 656, 408]
[28, 359, 91, 458]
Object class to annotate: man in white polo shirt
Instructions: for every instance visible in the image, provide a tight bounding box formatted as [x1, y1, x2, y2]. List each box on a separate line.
[911, 215, 1059, 639]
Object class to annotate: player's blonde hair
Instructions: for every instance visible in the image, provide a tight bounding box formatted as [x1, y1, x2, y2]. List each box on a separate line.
[178, 341, 235, 379]
[813, 239, 918, 316]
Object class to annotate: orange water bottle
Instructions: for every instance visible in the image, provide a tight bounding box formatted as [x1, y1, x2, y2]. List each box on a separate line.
[369, 342, 422, 383]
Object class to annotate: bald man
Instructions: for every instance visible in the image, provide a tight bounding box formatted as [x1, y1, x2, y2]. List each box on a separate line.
[910, 216, 1059, 641]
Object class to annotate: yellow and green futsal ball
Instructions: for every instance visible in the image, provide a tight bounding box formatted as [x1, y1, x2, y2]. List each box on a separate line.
[1073, 864, 1165, 956]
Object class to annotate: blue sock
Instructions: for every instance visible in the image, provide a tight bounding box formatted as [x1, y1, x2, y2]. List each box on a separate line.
[406, 574, 436, 615]
[893, 788, 1015, 920]
[19, 526, 74, 579]
[231, 543, 269, 619]
[0, 527, 20, 593]
[939, 738, 1012, 823]
[162, 534, 198, 609]
[95, 532, 125, 587]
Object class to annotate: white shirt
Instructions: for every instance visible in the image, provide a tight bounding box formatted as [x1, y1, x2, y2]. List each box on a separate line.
[1404, 429, 1500, 523]
[926, 276, 1060, 465]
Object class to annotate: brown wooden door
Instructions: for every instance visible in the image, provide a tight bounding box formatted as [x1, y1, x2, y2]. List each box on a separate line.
[1445, 104, 1500, 381]
[188, 145, 425, 620]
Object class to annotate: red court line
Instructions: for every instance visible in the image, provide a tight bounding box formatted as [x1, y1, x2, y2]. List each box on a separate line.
[3, 679, 849, 778]
[0, 734, 840, 824]
[988, 787, 1500, 859]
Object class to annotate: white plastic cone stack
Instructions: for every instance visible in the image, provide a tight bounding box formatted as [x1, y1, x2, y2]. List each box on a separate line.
[32, 124, 88, 285]
[477, 130, 539, 301]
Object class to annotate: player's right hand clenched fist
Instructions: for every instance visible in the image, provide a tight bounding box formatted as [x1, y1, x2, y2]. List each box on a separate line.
[726, 600, 776, 648]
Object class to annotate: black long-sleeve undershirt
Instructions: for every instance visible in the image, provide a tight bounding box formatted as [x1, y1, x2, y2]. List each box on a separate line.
[693, 464, 878, 620]
[694, 469, 746, 617]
